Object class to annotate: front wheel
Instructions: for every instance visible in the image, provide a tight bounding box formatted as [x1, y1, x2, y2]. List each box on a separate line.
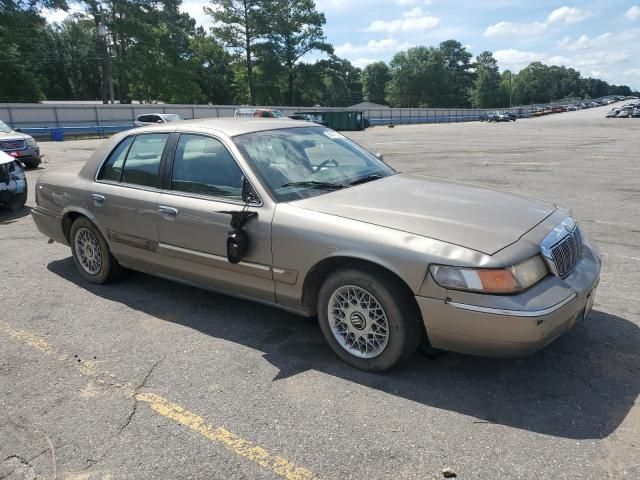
[317, 268, 423, 371]
[70, 217, 122, 284]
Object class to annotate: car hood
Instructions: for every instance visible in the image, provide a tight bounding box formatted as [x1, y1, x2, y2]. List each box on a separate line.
[292, 173, 556, 255]
[0, 131, 28, 141]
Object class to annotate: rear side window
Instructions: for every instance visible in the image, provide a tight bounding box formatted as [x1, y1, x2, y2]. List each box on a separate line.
[98, 136, 134, 182]
[121, 134, 169, 187]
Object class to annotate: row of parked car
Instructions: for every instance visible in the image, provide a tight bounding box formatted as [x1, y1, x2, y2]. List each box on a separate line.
[605, 100, 640, 118]
[132, 109, 328, 127]
[529, 95, 638, 118]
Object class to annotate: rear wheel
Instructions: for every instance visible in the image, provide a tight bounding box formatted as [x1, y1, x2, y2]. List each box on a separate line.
[317, 268, 423, 371]
[70, 217, 122, 284]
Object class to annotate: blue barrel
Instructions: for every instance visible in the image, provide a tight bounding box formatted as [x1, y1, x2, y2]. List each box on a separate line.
[51, 128, 64, 142]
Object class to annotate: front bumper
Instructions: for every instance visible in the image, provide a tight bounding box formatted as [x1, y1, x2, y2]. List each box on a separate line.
[1, 146, 41, 164]
[416, 247, 601, 357]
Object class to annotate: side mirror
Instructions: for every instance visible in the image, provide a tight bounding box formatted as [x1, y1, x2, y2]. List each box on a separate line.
[375, 152, 385, 162]
[241, 176, 259, 204]
[157, 119, 163, 124]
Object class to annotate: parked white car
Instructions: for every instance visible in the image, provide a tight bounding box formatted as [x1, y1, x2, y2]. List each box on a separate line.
[133, 113, 184, 127]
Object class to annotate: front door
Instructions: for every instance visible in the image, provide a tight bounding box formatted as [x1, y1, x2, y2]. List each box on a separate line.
[155, 133, 275, 302]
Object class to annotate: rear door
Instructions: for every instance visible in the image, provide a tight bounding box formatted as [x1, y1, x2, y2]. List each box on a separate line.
[155, 133, 276, 302]
[90, 133, 172, 270]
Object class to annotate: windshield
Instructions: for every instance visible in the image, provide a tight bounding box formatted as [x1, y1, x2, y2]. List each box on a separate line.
[272, 110, 286, 118]
[0, 120, 13, 133]
[234, 127, 395, 202]
[163, 114, 184, 122]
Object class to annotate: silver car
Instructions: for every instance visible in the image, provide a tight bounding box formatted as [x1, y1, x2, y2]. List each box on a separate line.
[133, 113, 184, 127]
[31, 119, 601, 371]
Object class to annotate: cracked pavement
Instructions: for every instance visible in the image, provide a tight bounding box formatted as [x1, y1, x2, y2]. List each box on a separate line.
[1, 106, 639, 479]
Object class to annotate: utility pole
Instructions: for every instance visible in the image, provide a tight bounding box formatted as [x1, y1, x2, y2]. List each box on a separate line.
[98, 21, 115, 104]
[509, 71, 512, 108]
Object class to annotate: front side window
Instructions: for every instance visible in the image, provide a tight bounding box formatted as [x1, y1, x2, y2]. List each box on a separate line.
[171, 134, 244, 200]
[234, 127, 395, 202]
[120, 134, 169, 187]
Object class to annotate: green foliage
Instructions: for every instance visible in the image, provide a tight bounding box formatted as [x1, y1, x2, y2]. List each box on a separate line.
[206, 0, 269, 104]
[439, 40, 473, 107]
[470, 51, 502, 108]
[1, 0, 637, 106]
[386, 46, 448, 107]
[265, 0, 333, 104]
[362, 62, 390, 105]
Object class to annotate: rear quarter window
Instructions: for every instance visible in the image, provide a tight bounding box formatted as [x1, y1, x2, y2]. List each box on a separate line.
[97, 136, 134, 182]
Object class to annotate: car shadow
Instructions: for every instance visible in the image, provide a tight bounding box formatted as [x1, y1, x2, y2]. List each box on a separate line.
[48, 257, 639, 440]
[0, 206, 32, 224]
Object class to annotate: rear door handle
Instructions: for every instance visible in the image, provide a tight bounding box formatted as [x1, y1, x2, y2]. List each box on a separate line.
[91, 193, 105, 206]
[158, 205, 179, 219]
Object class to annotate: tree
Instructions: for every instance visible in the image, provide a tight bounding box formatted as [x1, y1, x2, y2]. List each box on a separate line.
[362, 62, 390, 105]
[386, 46, 448, 107]
[206, 0, 268, 105]
[439, 39, 473, 107]
[267, 0, 333, 105]
[470, 51, 502, 108]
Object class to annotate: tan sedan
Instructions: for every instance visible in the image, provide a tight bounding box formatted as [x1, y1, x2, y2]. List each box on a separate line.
[32, 119, 601, 371]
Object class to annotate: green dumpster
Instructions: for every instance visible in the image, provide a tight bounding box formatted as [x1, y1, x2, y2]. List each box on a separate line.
[295, 111, 365, 131]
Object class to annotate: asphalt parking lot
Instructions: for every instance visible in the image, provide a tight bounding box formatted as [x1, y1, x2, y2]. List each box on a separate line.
[1, 106, 639, 479]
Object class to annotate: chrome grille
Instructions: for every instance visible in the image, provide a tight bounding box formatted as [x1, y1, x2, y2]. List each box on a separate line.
[540, 217, 582, 277]
[0, 139, 25, 151]
[550, 228, 582, 276]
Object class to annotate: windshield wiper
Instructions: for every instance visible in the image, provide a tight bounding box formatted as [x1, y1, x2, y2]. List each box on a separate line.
[349, 174, 384, 186]
[281, 181, 345, 190]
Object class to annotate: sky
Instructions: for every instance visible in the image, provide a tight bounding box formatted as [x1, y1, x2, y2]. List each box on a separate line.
[48, 1, 640, 90]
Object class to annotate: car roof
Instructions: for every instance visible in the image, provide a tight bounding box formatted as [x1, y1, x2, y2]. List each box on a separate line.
[132, 118, 311, 137]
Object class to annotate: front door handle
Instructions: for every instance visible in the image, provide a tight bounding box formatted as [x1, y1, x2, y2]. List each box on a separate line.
[158, 205, 179, 219]
[91, 193, 105, 206]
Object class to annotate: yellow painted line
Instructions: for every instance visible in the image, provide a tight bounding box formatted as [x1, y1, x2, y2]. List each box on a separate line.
[0, 321, 317, 480]
[137, 392, 315, 480]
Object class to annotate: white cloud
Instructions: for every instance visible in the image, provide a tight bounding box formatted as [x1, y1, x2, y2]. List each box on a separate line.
[558, 30, 640, 51]
[352, 58, 378, 69]
[547, 6, 593, 25]
[625, 6, 640, 20]
[484, 21, 547, 37]
[367, 15, 440, 33]
[402, 7, 424, 18]
[485, 5, 592, 37]
[493, 49, 546, 70]
[42, 3, 84, 24]
[396, 0, 432, 5]
[335, 38, 412, 56]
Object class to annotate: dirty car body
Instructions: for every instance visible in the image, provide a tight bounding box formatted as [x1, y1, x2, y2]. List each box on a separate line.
[31, 119, 601, 371]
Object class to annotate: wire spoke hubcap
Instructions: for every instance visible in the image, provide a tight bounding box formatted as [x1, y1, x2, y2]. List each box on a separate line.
[328, 285, 389, 359]
[74, 227, 102, 275]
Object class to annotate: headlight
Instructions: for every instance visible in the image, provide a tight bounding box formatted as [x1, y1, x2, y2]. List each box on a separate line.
[430, 255, 548, 294]
[25, 137, 37, 147]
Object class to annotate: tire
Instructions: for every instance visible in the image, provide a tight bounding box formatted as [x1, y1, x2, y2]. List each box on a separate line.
[317, 267, 423, 372]
[7, 183, 27, 213]
[22, 159, 40, 169]
[70, 217, 122, 284]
